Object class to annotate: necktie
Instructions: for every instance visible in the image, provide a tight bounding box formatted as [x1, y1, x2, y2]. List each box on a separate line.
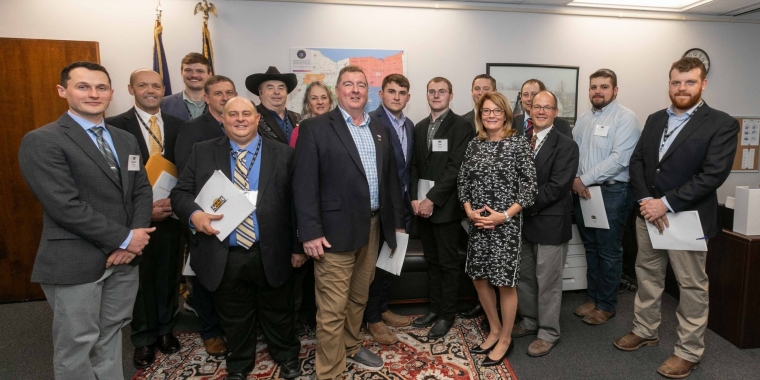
[530, 134, 537, 151]
[233, 150, 256, 249]
[526, 118, 534, 140]
[90, 126, 120, 177]
[148, 116, 162, 156]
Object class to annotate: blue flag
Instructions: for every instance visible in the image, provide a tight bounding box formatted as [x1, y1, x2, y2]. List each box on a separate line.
[153, 19, 172, 95]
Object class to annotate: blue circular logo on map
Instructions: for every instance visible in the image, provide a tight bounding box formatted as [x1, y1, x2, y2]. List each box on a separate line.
[297, 50, 306, 59]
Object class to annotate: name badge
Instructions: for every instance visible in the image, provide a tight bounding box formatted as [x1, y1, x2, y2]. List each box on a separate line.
[127, 155, 141, 171]
[432, 139, 448, 152]
[243, 190, 258, 209]
[594, 125, 610, 137]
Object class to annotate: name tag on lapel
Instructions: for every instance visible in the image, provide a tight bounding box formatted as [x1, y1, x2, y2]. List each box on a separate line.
[432, 139, 448, 152]
[127, 155, 141, 171]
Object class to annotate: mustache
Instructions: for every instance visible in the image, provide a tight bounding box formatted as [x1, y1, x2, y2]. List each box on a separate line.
[674, 92, 691, 97]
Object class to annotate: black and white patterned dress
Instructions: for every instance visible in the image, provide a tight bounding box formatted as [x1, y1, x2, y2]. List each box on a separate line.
[457, 136, 537, 287]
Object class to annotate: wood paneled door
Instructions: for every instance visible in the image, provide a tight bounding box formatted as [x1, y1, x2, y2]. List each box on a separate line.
[0, 38, 100, 302]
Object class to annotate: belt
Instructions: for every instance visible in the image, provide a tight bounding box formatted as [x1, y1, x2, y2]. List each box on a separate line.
[596, 180, 627, 186]
[371, 209, 380, 217]
[229, 242, 260, 253]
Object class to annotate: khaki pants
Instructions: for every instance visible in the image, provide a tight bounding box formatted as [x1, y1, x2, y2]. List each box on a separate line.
[314, 216, 380, 379]
[632, 217, 709, 362]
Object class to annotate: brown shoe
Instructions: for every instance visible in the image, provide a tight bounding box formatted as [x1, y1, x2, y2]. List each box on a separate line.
[657, 354, 699, 379]
[582, 308, 616, 325]
[527, 338, 556, 357]
[368, 321, 398, 345]
[574, 302, 596, 317]
[613, 332, 659, 351]
[511, 323, 538, 338]
[381, 310, 412, 327]
[203, 336, 228, 357]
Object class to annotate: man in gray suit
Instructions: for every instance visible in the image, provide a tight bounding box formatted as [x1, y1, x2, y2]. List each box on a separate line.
[18, 61, 154, 380]
[161, 53, 211, 121]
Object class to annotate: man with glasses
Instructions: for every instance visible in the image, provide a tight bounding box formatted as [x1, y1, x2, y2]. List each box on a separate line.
[571, 69, 641, 326]
[513, 91, 578, 357]
[410, 77, 474, 339]
[514, 79, 572, 140]
[462, 74, 496, 129]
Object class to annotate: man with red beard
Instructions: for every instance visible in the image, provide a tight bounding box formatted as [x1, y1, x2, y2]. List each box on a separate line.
[614, 57, 739, 379]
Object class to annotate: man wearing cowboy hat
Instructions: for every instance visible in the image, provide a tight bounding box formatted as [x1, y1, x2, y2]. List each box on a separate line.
[246, 66, 302, 144]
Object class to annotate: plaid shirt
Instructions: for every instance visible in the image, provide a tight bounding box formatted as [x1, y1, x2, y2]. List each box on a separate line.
[339, 106, 379, 210]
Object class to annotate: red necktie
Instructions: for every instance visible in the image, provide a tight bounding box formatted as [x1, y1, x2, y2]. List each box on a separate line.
[526, 118, 534, 139]
[530, 134, 537, 151]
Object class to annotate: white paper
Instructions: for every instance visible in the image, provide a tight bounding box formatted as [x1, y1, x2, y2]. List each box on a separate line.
[741, 149, 756, 170]
[578, 186, 609, 229]
[726, 196, 735, 209]
[646, 211, 707, 251]
[376, 233, 409, 276]
[741, 119, 760, 146]
[194, 170, 256, 241]
[417, 179, 435, 202]
[152, 171, 177, 202]
[183, 253, 195, 276]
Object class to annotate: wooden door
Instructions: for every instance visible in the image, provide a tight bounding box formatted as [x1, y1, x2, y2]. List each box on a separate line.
[0, 38, 100, 302]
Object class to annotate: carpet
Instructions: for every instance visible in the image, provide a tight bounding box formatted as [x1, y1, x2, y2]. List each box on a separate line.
[132, 317, 517, 380]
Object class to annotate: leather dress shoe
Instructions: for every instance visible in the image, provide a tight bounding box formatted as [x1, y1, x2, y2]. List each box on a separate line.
[482, 339, 514, 367]
[279, 358, 301, 379]
[382, 310, 413, 327]
[657, 354, 699, 379]
[427, 318, 454, 340]
[470, 340, 497, 355]
[133, 345, 156, 369]
[574, 301, 596, 317]
[461, 304, 484, 319]
[613, 332, 659, 351]
[582, 309, 615, 325]
[412, 312, 439, 328]
[204, 336, 229, 357]
[224, 373, 247, 380]
[157, 333, 181, 354]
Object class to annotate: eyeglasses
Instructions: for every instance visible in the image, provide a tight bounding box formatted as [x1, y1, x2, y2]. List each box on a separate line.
[531, 105, 556, 112]
[480, 108, 504, 116]
[427, 89, 449, 96]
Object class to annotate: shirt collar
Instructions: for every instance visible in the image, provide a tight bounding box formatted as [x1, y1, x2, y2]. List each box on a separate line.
[182, 90, 204, 106]
[382, 105, 406, 126]
[429, 109, 449, 124]
[67, 110, 104, 131]
[338, 106, 370, 127]
[267, 107, 289, 122]
[229, 134, 261, 154]
[134, 106, 162, 122]
[666, 100, 703, 119]
[591, 99, 618, 116]
[535, 125, 553, 141]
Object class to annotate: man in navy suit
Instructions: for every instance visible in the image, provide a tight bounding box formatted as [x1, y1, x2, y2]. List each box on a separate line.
[364, 74, 415, 344]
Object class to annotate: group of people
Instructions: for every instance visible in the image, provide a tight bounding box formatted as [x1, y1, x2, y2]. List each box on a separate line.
[18, 51, 738, 380]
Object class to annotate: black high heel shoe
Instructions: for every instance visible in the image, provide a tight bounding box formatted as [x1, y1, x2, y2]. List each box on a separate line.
[469, 340, 497, 355]
[482, 339, 514, 367]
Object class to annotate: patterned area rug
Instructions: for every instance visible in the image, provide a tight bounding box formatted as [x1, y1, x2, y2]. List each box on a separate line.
[132, 317, 517, 380]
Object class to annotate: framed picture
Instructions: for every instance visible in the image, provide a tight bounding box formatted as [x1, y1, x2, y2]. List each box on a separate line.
[487, 63, 580, 127]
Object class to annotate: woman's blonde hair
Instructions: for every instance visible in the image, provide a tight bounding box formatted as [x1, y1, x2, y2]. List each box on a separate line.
[475, 91, 515, 141]
[301, 81, 335, 119]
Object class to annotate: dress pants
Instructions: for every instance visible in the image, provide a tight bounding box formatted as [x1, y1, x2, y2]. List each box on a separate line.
[517, 242, 567, 343]
[631, 217, 709, 363]
[364, 268, 393, 324]
[213, 245, 299, 374]
[41, 264, 139, 380]
[314, 215, 380, 380]
[418, 218, 462, 321]
[131, 218, 182, 347]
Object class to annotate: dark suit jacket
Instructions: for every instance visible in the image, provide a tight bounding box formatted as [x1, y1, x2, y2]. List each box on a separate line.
[175, 112, 225, 175]
[410, 110, 475, 224]
[105, 107, 182, 165]
[462, 109, 475, 127]
[369, 105, 414, 230]
[523, 129, 579, 245]
[257, 104, 302, 145]
[19, 113, 153, 284]
[294, 108, 405, 251]
[629, 102, 739, 238]
[170, 136, 298, 291]
[514, 113, 573, 140]
[160, 92, 191, 122]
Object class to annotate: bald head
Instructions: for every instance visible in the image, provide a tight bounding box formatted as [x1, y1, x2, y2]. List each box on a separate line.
[530, 91, 558, 131]
[128, 69, 164, 114]
[223, 97, 261, 148]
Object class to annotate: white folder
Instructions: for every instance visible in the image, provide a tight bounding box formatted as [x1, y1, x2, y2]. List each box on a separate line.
[578, 186, 610, 229]
[152, 171, 177, 202]
[646, 211, 708, 251]
[194, 170, 256, 241]
[376, 232, 410, 276]
[417, 179, 435, 202]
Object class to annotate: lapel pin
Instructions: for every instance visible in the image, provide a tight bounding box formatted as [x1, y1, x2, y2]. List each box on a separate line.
[377, 135, 382, 142]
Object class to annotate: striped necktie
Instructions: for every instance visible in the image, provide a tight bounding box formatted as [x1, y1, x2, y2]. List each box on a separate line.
[148, 116, 162, 156]
[90, 126, 120, 177]
[233, 150, 256, 249]
[525, 117, 534, 140]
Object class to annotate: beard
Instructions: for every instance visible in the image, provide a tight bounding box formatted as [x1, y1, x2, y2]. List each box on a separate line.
[669, 90, 702, 110]
[591, 96, 613, 110]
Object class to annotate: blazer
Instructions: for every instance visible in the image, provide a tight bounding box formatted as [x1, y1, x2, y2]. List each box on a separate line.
[170, 136, 298, 291]
[462, 109, 475, 128]
[174, 112, 225, 175]
[160, 92, 192, 122]
[410, 110, 475, 224]
[257, 104, 302, 145]
[294, 108, 405, 251]
[522, 129, 579, 245]
[18, 113, 153, 284]
[514, 113, 573, 140]
[629, 102, 739, 238]
[105, 107, 183, 165]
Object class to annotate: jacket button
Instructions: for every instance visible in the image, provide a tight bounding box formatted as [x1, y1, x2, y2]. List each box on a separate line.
[656, 168, 660, 173]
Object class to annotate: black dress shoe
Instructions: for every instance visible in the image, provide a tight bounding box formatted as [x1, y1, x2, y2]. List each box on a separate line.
[279, 358, 301, 379]
[133, 345, 155, 369]
[157, 333, 181, 354]
[470, 340, 497, 355]
[412, 312, 439, 328]
[224, 373, 247, 380]
[482, 339, 514, 367]
[461, 304, 484, 319]
[427, 318, 454, 340]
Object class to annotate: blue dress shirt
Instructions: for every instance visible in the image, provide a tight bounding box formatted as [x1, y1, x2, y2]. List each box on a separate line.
[339, 106, 379, 210]
[228, 136, 262, 246]
[268, 109, 293, 142]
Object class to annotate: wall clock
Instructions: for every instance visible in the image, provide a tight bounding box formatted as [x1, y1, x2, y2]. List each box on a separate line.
[683, 48, 710, 74]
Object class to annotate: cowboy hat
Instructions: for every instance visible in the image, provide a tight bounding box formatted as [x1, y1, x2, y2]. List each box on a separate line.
[245, 66, 298, 96]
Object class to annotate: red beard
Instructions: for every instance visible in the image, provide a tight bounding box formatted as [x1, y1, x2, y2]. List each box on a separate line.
[669, 91, 701, 111]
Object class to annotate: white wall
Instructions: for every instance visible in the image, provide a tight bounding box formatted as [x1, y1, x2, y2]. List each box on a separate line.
[3, 0, 759, 198]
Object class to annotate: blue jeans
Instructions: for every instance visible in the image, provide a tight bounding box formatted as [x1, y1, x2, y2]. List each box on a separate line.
[573, 182, 632, 313]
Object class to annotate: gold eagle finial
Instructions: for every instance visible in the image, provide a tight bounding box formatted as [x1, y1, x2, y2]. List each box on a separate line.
[194, 0, 217, 24]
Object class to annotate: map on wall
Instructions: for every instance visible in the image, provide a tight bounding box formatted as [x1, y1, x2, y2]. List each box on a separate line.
[290, 48, 408, 113]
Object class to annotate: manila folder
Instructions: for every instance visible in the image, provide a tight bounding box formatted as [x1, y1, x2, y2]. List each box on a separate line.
[145, 154, 178, 186]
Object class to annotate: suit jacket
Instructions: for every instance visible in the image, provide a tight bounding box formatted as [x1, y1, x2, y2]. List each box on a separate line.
[514, 113, 573, 140]
[522, 129, 579, 245]
[629, 102, 739, 238]
[294, 108, 405, 251]
[19, 113, 153, 284]
[462, 109, 475, 128]
[170, 136, 298, 291]
[160, 92, 191, 122]
[174, 112, 225, 175]
[105, 107, 182, 165]
[257, 104, 302, 145]
[410, 110, 475, 224]
[369, 104, 414, 230]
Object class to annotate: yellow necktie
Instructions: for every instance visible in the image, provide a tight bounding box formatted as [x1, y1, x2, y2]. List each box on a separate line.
[148, 115, 162, 156]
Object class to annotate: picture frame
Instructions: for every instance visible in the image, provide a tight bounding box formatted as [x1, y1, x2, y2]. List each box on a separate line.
[487, 63, 580, 127]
